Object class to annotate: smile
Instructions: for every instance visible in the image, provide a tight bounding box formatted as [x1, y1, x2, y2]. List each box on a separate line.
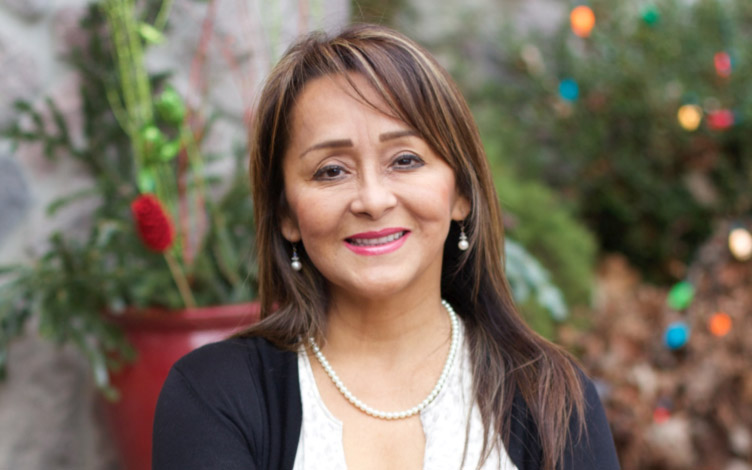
[347, 231, 406, 246]
[344, 229, 410, 255]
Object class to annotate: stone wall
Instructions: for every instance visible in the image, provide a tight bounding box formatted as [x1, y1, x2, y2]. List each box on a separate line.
[0, 0, 348, 468]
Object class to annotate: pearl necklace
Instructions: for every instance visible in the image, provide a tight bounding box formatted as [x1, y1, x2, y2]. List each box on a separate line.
[308, 299, 460, 420]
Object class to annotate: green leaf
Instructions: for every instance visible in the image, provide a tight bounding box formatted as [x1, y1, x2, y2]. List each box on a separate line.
[140, 125, 164, 145]
[0, 348, 7, 381]
[99, 384, 121, 402]
[159, 139, 181, 161]
[505, 239, 569, 321]
[138, 22, 164, 45]
[90, 347, 111, 389]
[46, 187, 100, 216]
[156, 86, 186, 124]
[47, 97, 72, 147]
[12, 100, 32, 112]
[137, 168, 156, 192]
[0, 265, 25, 276]
[94, 220, 124, 248]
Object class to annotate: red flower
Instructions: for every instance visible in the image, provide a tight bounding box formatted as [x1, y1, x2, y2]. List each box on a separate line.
[131, 194, 175, 252]
[707, 109, 734, 131]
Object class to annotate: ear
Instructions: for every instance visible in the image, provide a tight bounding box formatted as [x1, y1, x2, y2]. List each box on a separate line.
[451, 193, 471, 222]
[280, 211, 302, 243]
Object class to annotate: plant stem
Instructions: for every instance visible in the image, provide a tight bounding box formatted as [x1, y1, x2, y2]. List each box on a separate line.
[164, 251, 196, 308]
[154, 0, 174, 32]
[105, 86, 131, 134]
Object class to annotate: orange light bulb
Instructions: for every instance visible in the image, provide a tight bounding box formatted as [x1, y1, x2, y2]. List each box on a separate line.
[571, 6, 596, 38]
[708, 312, 732, 337]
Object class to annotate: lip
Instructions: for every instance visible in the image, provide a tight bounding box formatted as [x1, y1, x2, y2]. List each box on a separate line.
[344, 228, 410, 256]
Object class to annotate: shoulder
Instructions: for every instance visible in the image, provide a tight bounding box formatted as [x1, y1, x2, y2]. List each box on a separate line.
[153, 336, 302, 469]
[171, 335, 298, 389]
[160, 336, 299, 424]
[566, 373, 620, 469]
[507, 368, 620, 470]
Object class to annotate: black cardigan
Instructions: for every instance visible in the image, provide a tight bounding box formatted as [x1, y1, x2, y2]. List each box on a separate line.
[153, 337, 620, 469]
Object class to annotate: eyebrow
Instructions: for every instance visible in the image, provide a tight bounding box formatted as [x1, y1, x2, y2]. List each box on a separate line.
[299, 139, 352, 159]
[299, 129, 419, 159]
[379, 129, 419, 142]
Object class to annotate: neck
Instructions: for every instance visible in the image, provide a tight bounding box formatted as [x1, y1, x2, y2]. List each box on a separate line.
[322, 289, 450, 363]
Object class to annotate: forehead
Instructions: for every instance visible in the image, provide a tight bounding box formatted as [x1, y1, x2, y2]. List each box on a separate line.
[290, 73, 403, 130]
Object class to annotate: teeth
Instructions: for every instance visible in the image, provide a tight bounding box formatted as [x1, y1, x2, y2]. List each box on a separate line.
[349, 231, 405, 246]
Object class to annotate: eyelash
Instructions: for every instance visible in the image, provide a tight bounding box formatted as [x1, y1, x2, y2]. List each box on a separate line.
[313, 165, 345, 180]
[312, 153, 425, 181]
[392, 153, 424, 169]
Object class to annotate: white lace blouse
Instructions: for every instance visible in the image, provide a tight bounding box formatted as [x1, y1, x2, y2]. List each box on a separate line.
[292, 322, 519, 470]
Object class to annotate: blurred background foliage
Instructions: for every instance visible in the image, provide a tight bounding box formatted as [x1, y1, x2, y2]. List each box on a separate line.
[351, 0, 404, 23]
[469, 0, 752, 284]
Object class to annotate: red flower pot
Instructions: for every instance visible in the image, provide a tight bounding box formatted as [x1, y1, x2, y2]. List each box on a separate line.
[102, 302, 260, 470]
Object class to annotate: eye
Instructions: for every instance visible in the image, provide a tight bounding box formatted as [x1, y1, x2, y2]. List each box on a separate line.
[392, 153, 424, 169]
[313, 164, 346, 180]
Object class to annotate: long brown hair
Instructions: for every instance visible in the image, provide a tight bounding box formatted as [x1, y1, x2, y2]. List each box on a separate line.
[246, 24, 585, 470]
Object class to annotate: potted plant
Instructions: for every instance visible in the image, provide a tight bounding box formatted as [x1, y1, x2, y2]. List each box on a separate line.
[0, 1, 259, 468]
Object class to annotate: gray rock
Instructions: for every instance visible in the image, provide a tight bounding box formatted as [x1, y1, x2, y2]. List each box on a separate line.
[1, 0, 50, 22]
[0, 332, 121, 469]
[0, 33, 41, 129]
[47, 73, 85, 149]
[0, 156, 30, 243]
[52, 6, 89, 57]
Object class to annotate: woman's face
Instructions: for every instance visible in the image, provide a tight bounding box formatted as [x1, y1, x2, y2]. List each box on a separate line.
[280, 74, 469, 301]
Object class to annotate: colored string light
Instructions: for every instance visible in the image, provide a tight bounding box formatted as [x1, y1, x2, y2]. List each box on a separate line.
[677, 104, 702, 131]
[728, 227, 752, 261]
[667, 281, 694, 310]
[653, 406, 671, 423]
[708, 312, 732, 337]
[641, 5, 660, 25]
[707, 109, 734, 130]
[664, 322, 690, 350]
[570, 6, 595, 38]
[559, 79, 579, 101]
[714, 52, 732, 77]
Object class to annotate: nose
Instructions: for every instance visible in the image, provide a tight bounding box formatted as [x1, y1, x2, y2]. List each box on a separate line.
[349, 172, 398, 219]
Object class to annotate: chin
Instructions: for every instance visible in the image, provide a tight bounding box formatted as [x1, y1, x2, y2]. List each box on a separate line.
[332, 276, 414, 301]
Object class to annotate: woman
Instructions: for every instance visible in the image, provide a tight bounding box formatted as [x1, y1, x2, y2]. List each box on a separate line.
[153, 24, 620, 470]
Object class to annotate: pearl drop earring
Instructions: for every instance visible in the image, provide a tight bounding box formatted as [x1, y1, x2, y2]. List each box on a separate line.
[458, 222, 469, 251]
[291, 245, 302, 271]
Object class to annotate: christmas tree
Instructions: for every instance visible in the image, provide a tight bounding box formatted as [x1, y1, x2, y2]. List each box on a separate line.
[475, 0, 752, 283]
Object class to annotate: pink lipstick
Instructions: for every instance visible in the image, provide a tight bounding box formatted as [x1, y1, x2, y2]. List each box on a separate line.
[345, 228, 410, 256]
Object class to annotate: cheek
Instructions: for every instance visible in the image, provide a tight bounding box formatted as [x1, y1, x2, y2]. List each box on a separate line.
[403, 175, 457, 221]
[286, 187, 344, 240]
